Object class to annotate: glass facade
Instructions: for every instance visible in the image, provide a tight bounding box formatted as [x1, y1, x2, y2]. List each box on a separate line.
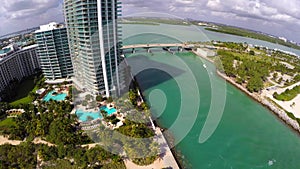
[0, 45, 40, 93]
[35, 25, 73, 80]
[64, 0, 122, 96]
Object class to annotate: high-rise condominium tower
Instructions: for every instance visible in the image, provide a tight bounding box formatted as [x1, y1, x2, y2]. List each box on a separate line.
[35, 22, 73, 81]
[63, 0, 122, 96]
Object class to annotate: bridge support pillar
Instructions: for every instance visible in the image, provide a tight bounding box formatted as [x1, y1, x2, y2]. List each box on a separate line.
[145, 48, 150, 53]
[178, 47, 183, 52]
[132, 48, 135, 54]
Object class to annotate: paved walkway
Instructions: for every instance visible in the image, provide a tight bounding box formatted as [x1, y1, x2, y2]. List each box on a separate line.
[262, 81, 300, 118]
[0, 135, 22, 145]
[0, 136, 57, 146]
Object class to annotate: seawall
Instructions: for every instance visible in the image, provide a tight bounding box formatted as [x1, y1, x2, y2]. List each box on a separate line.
[193, 50, 300, 134]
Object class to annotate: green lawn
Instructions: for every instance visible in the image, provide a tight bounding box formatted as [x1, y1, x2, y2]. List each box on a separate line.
[10, 96, 33, 106]
[274, 85, 300, 101]
[0, 118, 16, 127]
[0, 118, 16, 134]
[9, 75, 44, 106]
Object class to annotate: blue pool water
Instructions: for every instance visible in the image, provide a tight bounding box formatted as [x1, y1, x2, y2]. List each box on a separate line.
[100, 106, 117, 115]
[76, 109, 102, 122]
[43, 90, 67, 102]
[76, 106, 117, 122]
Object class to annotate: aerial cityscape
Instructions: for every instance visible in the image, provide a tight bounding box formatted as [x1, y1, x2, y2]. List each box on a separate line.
[0, 0, 300, 169]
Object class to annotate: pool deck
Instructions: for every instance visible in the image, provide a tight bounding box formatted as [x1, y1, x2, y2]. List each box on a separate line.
[42, 90, 68, 102]
[76, 105, 100, 113]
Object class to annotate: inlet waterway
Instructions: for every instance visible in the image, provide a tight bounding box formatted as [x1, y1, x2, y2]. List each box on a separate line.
[123, 24, 300, 169]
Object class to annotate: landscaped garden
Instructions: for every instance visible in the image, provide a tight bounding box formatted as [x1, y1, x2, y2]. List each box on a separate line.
[0, 118, 16, 135]
[0, 99, 126, 168]
[273, 85, 300, 101]
[0, 72, 161, 167]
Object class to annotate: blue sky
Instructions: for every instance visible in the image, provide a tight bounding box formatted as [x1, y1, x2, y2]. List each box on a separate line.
[0, 0, 300, 43]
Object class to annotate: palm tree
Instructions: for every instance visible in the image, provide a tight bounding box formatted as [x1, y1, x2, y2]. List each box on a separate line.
[82, 100, 88, 107]
[85, 94, 92, 101]
[101, 110, 108, 119]
[107, 96, 113, 103]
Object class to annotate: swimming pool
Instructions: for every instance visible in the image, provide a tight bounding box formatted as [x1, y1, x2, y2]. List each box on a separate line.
[100, 106, 117, 115]
[76, 109, 102, 122]
[43, 90, 67, 102]
[75, 106, 117, 122]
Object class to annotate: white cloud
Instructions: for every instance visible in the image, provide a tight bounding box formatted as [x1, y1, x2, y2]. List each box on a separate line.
[121, 0, 300, 42]
[0, 0, 63, 35]
[1, 0, 300, 42]
[206, 0, 222, 10]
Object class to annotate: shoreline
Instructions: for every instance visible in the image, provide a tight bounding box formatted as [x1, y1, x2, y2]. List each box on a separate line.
[193, 50, 300, 135]
[128, 66, 180, 169]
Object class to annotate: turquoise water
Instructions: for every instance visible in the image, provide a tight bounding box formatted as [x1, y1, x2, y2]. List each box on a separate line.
[76, 106, 116, 122]
[100, 106, 117, 115]
[43, 90, 67, 102]
[122, 23, 300, 168]
[127, 52, 300, 169]
[76, 109, 102, 122]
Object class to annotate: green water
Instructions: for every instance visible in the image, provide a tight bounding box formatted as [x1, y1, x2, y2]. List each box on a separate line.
[127, 52, 300, 169]
[123, 24, 300, 168]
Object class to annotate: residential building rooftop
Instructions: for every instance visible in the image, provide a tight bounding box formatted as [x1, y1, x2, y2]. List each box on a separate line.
[35, 22, 64, 33]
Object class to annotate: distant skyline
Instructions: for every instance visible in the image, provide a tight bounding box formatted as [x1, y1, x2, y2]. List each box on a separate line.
[0, 0, 300, 43]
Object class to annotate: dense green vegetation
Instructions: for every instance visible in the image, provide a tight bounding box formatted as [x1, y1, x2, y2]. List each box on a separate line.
[3, 101, 92, 145]
[0, 118, 16, 136]
[214, 42, 300, 93]
[216, 48, 270, 92]
[117, 119, 159, 165]
[0, 99, 126, 168]
[0, 72, 161, 167]
[117, 119, 155, 138]
[205, 26, 300, 50]
[38, 145, 125, 169]
[273, 85, 300, 101]
[0, 142, 126, 169]
[0, 142, 37, 169]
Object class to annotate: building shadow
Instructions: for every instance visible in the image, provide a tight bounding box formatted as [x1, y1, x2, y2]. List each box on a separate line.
[126, 54, 186, 92]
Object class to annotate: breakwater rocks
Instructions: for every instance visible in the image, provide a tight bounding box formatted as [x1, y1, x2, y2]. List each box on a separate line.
[217, 71, 300, 134]
[193, 50, 300, 134]
[261, 99, 300, 133]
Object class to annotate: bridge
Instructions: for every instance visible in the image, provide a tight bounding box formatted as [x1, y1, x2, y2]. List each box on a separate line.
[122, 43, 184, 49]
[121, 43, 193, 54]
